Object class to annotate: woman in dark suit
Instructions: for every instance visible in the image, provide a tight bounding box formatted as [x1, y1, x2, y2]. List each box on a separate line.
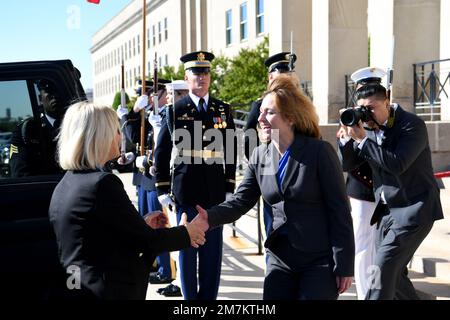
[49, 102, 205, 300]
[193, 75, 355, 299]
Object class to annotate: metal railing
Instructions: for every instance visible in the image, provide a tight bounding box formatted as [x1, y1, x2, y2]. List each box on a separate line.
[301, 81, 313, 101]
[345, 74, 357, 109]
[413, 58, 450, 121]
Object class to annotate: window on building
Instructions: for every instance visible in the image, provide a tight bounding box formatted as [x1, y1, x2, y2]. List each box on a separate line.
[226, 9, 232, 46]
[240, 3, 248, 41]
[158, 21, 162, 43]
[164, 18, 168, 40]
[147, 28, 150, 48]
[159, 57, 162, 69]
[125, 43, 128, 60]
[152, 25, 156, 46]
[165, 54, 168, 66]
[137, 35, 140, 55]
[256, 0, 264, 34]
[133, 38, 136, 56]
[128, 40, 132, 58]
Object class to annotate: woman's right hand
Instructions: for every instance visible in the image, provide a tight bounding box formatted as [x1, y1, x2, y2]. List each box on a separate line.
[180, 213, 206, 248]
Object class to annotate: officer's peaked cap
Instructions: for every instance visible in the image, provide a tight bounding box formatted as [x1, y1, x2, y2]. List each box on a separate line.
[264, 52, 297, 73]
[135, 79, 170, 94]
[166, 80, 189, 91]
[180, 51, 215, 72]
[351, 67, 386, 86]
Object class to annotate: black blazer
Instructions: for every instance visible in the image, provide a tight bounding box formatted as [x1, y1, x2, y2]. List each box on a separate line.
[207, 134, 355, 276]
[339, 105, 444, 226]
[48, 170, 190, 299]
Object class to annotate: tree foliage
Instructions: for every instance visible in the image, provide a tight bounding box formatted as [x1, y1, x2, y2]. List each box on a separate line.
[111, 91, 131, 111]
[216, 37, 269, 110]
[154, 37, 269, 111]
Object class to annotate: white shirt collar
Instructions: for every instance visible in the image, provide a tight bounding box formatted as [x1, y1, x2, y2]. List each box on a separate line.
[45, 114, 56, 127]
[189, 92, 209, 111]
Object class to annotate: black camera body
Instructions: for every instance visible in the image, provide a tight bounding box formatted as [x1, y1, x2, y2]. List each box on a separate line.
[340, 106, 372, 126]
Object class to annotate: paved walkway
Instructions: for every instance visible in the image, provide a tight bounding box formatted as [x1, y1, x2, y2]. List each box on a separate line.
[117, 172, 449, 300]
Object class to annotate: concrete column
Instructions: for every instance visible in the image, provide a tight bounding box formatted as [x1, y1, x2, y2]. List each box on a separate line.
[441, 0, 450, 120]
[195, 0, 207, 51]
[370, 0, 440, 113]
[185, 0, 196, 53]
[312, 0, 368, 124]
[267, 0, 312, 85]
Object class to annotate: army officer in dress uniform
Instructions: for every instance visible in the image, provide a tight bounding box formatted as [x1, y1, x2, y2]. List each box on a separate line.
[154, 51, 237, 300]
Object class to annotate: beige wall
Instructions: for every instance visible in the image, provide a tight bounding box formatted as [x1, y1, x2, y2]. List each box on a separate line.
[313, 0, 368, 124]
[92, 0, 185, 105]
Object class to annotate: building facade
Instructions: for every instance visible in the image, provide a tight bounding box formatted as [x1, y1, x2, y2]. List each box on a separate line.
[92, 0, 450, 123]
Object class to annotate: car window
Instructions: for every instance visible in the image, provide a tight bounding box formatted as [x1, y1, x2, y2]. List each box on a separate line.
[0, 80, 33, 179]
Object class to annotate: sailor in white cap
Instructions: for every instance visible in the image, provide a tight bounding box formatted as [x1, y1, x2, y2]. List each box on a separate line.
[338, 66, 443, 300]
[336, 67, 386, 299]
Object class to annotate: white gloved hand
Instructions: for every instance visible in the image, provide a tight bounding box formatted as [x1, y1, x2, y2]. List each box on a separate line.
[149, 165, 157, 177]
[158, 194, 175, 208]
[116, 105, 128, 119]
[135, 155, 147, 169]
[134, 95, 149, 112]
[225, 192, 233, 201]
[148, 114, 162, 127]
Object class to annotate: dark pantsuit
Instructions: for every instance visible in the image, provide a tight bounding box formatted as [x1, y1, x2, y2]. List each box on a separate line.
[264, 235, 338, 300]
[177, 206, 223, 300]
[366, 213, 434, 300]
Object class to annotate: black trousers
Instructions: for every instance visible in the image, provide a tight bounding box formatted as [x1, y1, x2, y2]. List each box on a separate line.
[365, 214, 434, 300]
[264, 236, 338, 300]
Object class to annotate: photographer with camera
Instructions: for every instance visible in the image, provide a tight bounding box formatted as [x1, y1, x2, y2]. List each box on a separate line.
[338, 67, 443, 300]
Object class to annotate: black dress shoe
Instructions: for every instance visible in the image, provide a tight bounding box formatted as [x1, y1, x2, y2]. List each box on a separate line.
[161, 284, 182, 297]
[149, 272, 173, 284]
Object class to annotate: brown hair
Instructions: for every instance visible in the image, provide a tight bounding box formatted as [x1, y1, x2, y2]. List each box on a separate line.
[263, 74, 321, 138]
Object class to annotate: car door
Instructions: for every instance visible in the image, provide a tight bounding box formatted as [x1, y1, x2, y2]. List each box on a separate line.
[0, 60, 86, 299]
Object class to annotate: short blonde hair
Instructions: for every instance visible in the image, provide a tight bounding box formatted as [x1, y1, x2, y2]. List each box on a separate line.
[57, 102, 119, 170]
[263, 74, 321, 138]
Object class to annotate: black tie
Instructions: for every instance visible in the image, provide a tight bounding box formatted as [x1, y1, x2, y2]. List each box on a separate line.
[199, 98, 206, 114]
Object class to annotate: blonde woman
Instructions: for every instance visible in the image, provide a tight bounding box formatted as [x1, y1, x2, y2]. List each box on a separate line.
[49, 102, 205, 300]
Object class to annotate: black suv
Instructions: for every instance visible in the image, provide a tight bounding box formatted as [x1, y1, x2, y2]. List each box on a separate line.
[0, 60, 86, 299]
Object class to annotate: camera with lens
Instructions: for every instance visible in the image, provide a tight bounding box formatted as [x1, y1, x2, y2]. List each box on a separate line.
[340, 106, 372, 126]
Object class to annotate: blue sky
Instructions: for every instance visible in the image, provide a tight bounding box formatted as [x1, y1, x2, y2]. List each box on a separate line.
[0, 0, 132, 90]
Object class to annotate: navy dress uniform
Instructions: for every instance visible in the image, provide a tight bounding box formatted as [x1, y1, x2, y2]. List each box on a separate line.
[337, 67, 385, 299]
[119, 80, 175, 283]
[244, 52, 297, 237]
[155, 51, 236, 300]
[339, 67, 444, 299]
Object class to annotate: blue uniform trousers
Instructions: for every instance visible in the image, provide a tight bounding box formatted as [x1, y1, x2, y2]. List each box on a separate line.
[138, 187, 172, 279]
[176, 205, 223, 300]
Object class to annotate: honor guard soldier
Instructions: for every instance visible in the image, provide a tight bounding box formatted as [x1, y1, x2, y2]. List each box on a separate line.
[154, 51, 237, 300]
[243, 52, 297, 237]
[339, 66, 443, 299]
[337, 67, 386, 299]
[117, 79, 176, 285]
[10, 79, 65, 177]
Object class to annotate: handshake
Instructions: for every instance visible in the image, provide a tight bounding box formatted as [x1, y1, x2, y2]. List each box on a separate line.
[152, 195, 211, 249]
[181, 205, 210, 248]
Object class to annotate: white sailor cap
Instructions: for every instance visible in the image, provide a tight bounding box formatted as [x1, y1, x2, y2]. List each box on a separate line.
[351, 67, 387, 85]
[165, 80, 189, 91]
